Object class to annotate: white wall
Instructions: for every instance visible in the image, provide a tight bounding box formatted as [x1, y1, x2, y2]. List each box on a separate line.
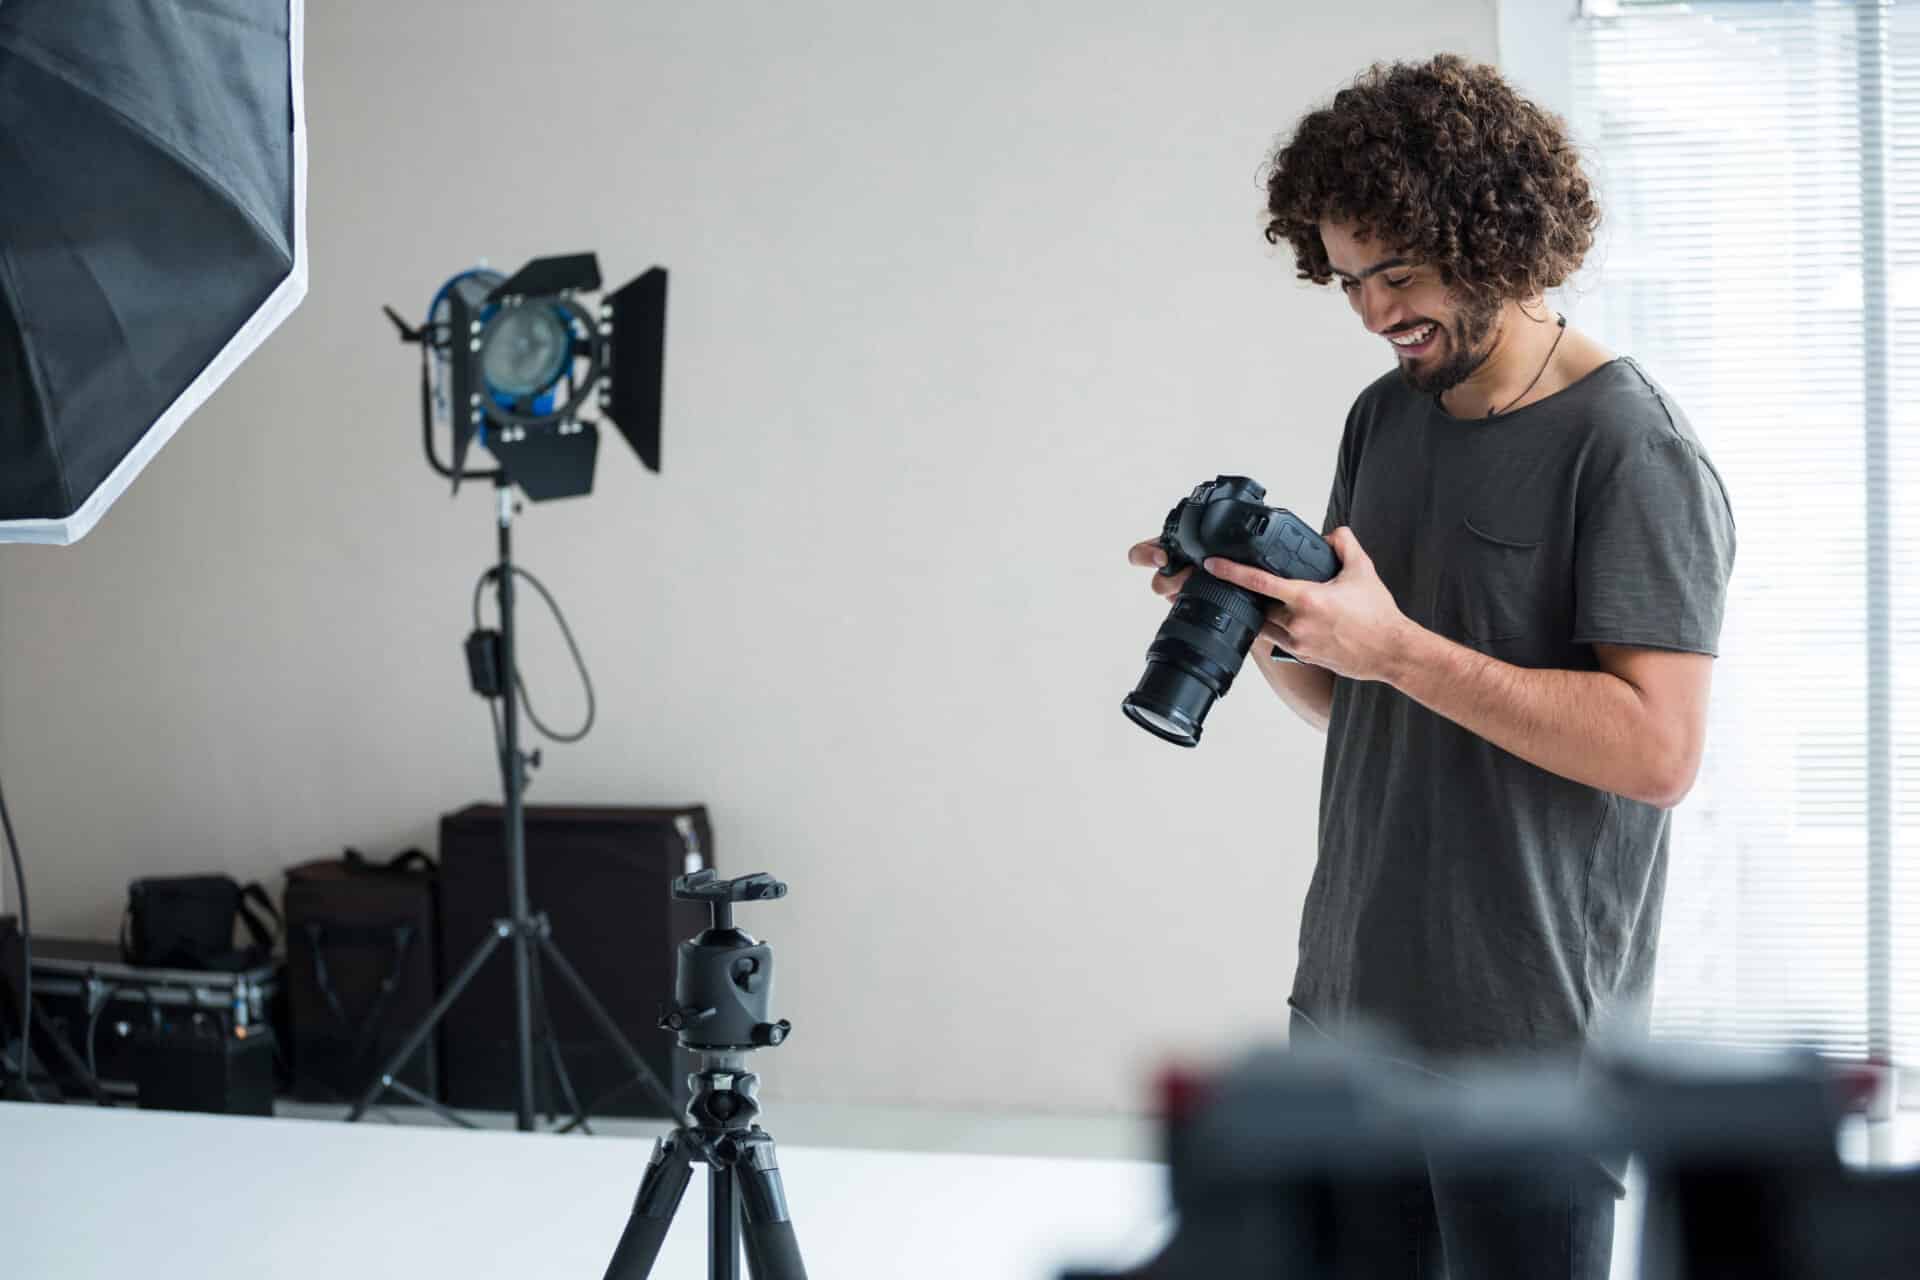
[0, 0, 1494, 1113]
[1497, 0, 1577, 121]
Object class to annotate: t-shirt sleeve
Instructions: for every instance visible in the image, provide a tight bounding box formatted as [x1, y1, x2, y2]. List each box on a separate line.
[1323, 473, 1348, 536]
[1573, 435, 1736, 655]
[1323, 404, 1359, 535]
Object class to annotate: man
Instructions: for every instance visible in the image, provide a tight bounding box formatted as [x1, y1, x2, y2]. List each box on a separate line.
[1129, 55, 1736, 1279]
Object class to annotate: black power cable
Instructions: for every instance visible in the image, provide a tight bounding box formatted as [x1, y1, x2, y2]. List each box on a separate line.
[84, 983, 124, 1086]
[470, 565, 596, 746]
[2, 764, 37, 1100]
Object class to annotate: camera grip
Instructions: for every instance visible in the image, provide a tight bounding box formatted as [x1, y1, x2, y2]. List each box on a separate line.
[1259, 518, 1338, 663]
[1254, 514, 1338, 584]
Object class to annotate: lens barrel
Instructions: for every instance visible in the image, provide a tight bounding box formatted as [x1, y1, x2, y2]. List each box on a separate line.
[1122, 571, 1269, 747]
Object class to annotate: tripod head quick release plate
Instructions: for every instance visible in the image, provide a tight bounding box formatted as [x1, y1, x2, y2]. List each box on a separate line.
[676, 869, 786, 907]
[660, 871, 793, 1052]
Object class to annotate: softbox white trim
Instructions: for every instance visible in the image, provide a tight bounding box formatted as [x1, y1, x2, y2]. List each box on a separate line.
[0, 0, 309, 547]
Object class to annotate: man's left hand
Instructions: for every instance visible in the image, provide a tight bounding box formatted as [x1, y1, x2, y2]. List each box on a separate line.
[1204, 527, 1414, 683]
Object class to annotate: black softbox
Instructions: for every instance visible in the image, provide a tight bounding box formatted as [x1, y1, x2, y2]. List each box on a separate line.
[0, 0, 308, 545]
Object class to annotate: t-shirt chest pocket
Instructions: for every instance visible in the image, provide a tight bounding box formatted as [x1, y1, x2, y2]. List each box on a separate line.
[1436, 516, 1554, 651]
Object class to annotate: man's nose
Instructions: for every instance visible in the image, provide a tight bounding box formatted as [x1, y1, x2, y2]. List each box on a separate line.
[1358, 291, 1407, 335]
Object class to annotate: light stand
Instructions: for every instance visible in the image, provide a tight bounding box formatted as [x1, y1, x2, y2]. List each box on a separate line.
[357, 253, 672, 1131]
[347, 477, 675, 1130]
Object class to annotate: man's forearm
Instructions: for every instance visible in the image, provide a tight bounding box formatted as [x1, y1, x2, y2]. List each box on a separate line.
[1383, 624, 1688, 807]
[1252, 647, 1335, 732]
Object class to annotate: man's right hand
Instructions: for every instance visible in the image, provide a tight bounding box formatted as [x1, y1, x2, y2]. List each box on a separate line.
[1128, 538, 1192, 598]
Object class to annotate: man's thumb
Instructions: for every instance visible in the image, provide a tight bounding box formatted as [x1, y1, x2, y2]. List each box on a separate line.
[1326, 525, 1368, 567]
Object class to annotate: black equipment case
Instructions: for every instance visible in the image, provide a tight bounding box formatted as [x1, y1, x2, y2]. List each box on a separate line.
[122, 873, 279, 972]
[26, 937, 278, 1114]
[437, 803, 711, 1118]
[282, 848, 440, 1103]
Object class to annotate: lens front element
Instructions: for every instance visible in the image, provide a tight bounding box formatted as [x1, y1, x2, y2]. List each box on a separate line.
[1122, 570, 1269, 747]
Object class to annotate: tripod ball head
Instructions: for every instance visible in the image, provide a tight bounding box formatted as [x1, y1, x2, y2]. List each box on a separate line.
[659, 869, 793, 1052]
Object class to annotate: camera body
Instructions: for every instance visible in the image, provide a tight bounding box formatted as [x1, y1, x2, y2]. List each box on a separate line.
[1157, 475, 1337, 586]
[1122, 476, 1338, 748]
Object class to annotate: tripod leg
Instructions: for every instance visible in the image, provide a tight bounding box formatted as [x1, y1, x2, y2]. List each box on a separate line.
[711, 1162, 740, 1280]
[535, 932, 677, 1117]
[348, 924, 506, 1122]
[31, 995, 112, 1104]
[603, 1130, 698, 1280]
[529, 945, 589, 1132]
[736, 1132, 808, 1280]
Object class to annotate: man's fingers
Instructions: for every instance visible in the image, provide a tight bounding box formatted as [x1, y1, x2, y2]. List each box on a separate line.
[1203, 556, 1315, 605]
[1130, 537, 1185, 599]
[1128, 540, 1169, 569]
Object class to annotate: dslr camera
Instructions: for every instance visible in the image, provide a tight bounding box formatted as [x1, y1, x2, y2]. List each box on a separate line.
[1121, 476, 1338, 747]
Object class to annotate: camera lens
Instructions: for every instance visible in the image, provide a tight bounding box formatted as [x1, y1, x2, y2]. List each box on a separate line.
[1121, 571, 1269, 747]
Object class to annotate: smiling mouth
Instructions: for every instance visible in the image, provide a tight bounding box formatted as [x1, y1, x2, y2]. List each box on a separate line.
[1388, 322, 1437, 353]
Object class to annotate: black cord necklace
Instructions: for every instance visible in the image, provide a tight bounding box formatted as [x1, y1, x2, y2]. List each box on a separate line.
[1488, 312, 1567, 417]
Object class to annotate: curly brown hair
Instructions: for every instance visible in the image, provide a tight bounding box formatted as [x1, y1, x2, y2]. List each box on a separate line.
[1264, 54, 1598, 302]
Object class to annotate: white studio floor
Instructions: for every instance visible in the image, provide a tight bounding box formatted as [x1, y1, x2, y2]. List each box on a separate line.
[0, 1101, 1170, 1280]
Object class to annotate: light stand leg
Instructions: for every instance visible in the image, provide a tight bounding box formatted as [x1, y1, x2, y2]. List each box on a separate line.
[348, 922, 507, 1122]
[529, 938, 589, 1131]
[537, 931, 678, 1118]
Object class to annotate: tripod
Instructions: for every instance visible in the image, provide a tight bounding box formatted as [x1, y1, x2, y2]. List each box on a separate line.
[348, 479, 675, 1130]
[603, 871, 807, 1280]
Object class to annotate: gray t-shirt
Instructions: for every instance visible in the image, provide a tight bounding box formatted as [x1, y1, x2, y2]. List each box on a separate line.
[1290, 356, 1736, 1062]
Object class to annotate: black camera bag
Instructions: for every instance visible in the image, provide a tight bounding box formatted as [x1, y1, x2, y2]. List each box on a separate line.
[122, 874, 280, 972]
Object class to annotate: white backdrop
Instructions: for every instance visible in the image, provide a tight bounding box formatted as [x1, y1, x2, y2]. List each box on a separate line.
[0, 1, 1495, 1112]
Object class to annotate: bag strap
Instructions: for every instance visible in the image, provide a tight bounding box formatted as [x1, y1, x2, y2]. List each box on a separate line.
[119, 878, 149, 964]
[385, 848, 436, 875]
[342, 847, 437, 876]
[236, 881, 281, 956]
[303, 920, 417, 1069]
[350, 926, 415, 1067]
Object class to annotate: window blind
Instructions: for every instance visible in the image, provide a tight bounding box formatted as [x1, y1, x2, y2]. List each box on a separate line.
[1568, 0, 1917, 1071]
